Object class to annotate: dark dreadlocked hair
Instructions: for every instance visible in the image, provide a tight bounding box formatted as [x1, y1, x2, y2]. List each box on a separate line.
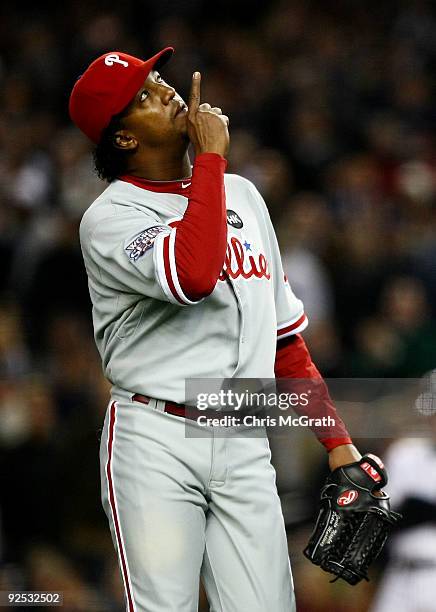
[93, 111, 135, 183]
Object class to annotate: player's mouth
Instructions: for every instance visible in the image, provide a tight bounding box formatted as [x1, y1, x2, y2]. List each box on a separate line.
[174, 102, 188, 117]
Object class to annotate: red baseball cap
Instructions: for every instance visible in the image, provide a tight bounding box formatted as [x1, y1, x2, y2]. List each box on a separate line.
[69, 47, 174, 144]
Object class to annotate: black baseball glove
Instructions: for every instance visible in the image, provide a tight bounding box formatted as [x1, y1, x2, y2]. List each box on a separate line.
[304, 453, 401, 585]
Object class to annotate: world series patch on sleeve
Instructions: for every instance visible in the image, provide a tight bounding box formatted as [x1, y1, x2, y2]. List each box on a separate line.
[304, 454, 402, 585]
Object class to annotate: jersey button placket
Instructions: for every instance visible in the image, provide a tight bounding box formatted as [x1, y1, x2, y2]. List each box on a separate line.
[225, 275, 245, 375]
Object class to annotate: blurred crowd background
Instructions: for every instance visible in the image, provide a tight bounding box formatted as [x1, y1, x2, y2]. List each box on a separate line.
[0, 0, 436, 610]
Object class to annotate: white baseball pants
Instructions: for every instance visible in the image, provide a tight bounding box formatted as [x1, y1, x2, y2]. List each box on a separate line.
[99, 388, 296, 612]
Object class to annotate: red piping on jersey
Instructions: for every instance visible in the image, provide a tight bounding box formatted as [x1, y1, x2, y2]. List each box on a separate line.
[162, 234, 185, 305]
[277, 313, 308, 338]
[120, 153, 228, 301]
[275, 334, 352, 452]
[106, 402, 135, 611]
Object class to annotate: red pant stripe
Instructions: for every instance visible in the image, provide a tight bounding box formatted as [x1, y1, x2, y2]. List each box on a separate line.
[106, 402, 135, 612]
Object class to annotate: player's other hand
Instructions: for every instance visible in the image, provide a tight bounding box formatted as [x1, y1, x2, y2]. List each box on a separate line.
[187, 72, 229, 157]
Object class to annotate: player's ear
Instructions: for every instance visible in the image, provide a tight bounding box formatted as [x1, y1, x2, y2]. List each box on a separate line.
[113, 130, 138, 151]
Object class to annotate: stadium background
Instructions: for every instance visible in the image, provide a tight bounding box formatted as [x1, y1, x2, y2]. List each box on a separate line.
[0, 0, 435, 610]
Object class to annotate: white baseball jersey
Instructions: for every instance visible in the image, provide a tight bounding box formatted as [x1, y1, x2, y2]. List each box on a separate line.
[79, 173, 307, 401]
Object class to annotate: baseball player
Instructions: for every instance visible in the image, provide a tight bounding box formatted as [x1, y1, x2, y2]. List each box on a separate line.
[69, 47, 360, 612]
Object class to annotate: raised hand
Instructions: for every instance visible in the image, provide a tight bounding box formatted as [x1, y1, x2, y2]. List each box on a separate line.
[186, 72, 229, 157]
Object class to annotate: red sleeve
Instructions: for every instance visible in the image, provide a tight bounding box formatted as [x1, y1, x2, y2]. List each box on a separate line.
[275, 334, 352, 452]
[169, 152, 227, 302]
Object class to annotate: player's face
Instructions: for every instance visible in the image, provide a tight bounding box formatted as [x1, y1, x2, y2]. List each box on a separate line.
[119, 70, 188, 148]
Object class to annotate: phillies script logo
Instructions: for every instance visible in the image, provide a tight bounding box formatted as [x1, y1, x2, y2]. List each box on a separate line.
[337, 490, 359, 506]
[219, 237, 270, 281]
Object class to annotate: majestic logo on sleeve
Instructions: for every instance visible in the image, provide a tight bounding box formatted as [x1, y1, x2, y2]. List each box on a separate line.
[219, 236, 270, 281]
[125, 226, 168, 261]
[227, 210, 243, 229]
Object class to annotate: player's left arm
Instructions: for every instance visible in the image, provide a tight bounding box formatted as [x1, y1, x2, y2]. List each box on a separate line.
[275, 334, 360, 466]
[250, 182, 359, 464]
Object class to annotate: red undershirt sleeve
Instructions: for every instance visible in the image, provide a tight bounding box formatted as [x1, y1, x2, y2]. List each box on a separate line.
[157, 153, 228, 304]
[274, 334, 353, 452]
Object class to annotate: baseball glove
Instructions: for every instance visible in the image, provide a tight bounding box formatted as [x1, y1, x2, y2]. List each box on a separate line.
[304, 453, 401, 585]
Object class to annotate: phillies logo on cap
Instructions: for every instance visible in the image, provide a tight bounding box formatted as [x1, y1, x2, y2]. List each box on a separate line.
[104, 53, 129, 68]
[337, 490, 359, 506]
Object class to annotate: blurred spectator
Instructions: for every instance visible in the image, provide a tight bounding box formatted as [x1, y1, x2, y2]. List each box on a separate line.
[348, 317, 406, 378]
[53, 127, 105, 218]
[348, 277, 436, 377]
[380, 276, 436, 376]
[23, 216, 91, 352]
[0, 377, 61, 561]
[279, 192, 335, 323]
[26, 545, 104, 611]
[0, 303, 31, 379]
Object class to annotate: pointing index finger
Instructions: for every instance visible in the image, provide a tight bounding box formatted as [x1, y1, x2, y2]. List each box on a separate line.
[188, 71, 201, 116]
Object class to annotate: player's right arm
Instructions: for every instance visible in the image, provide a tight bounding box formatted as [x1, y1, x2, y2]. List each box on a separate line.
[166, 71, 229, 302]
